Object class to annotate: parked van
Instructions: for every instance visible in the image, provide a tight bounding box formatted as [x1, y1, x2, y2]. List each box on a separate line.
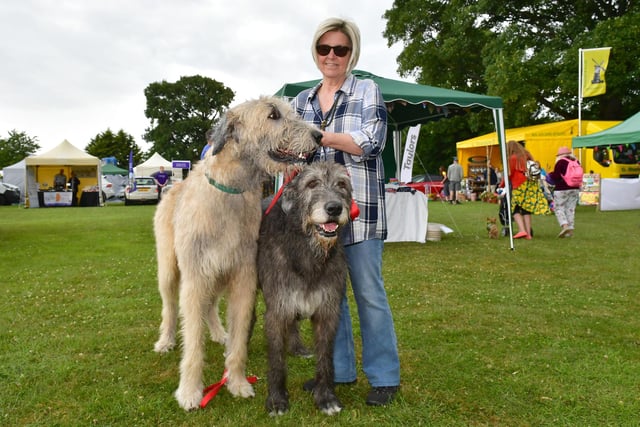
[579, 145, 640, 178]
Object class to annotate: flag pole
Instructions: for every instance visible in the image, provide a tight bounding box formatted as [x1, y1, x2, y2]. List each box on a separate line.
[578, 48, 583, 137]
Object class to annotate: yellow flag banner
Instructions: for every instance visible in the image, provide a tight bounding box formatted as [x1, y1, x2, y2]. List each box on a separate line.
[582, 47, 611, 98]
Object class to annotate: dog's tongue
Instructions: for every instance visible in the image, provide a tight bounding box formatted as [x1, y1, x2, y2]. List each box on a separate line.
[322, 222, 338, 232]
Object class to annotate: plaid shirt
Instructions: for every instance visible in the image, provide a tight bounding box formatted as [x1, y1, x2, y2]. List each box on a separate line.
[292, 74, 388, 245]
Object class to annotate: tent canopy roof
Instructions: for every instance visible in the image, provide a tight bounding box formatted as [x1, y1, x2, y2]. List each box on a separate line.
[101, 163, 128, 175]
[136, 152, 172, 168]
[3, 158, 25, 171]
[572, 111, 640, 148]
[457, 120, 621, 149]
[25, 140, 100, 166]
[134, 152, 172, 176]
[275, 69, 503, 130]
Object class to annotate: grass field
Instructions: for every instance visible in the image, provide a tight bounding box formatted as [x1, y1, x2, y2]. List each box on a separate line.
[1, 200, 638, 426]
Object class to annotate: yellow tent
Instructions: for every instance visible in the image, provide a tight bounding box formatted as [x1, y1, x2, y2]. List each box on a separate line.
[456, 120, 620, 180]
[25, 140, 102, 208]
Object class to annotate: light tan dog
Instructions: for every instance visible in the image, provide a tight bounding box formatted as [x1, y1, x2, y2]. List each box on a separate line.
[153, 97, 321, 410]
[487, 217, 499, 239]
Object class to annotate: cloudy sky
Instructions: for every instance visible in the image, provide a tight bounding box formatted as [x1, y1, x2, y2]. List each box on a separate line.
[0, 0, 411, 154]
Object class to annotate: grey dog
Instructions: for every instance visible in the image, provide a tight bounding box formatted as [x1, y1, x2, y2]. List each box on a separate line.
[258, 161, 353, 416]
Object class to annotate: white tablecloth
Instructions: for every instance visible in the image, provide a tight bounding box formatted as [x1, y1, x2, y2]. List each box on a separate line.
[41, 191, 72, 207]
[385, 190, 429, 243]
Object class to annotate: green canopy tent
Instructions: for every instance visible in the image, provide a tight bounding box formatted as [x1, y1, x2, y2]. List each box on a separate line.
[572, 111, 640, 148]
[101, 163, 128, 175]
[275, 69, 505, 180]
[276, 70, 517, 247]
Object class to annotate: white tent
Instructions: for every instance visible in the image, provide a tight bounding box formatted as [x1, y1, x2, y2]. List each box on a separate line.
[25, 140, 102, 207]
[2, 159, 26, 203]
[134, 152, 173, 177]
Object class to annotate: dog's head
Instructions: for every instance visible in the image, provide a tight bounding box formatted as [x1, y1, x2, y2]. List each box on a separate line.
[281, 162, 352, 251]
[486, 217, 497, 229]
[209, 97, 321, 177]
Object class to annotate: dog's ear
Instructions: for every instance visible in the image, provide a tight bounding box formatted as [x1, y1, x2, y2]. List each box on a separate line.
[280, 185, 296, 215]
[210, 111, 240, 156]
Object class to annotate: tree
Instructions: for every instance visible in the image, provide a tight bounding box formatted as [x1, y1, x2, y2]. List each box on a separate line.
[85, 129, 144, 167]
[383, 0, 640, 174]
[143, 75, 235, 162]
[0, 130, 40, 169]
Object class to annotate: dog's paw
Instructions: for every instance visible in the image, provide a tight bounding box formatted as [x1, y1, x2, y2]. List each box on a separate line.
[226, 376, 255, 398]
[209, 330, 228, 345]
[315, 392, 343, 416]
[288, 343, 313, 358]
[266, 393, 289, 416]
[174, 386, 203, 411]
[153, 338, 175, 353]
[320, 402, 343, 416]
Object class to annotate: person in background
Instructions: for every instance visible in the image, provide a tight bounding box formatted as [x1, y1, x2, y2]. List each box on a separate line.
[547, 146, 580, 238]
[503, 140, 550, 239]
[488, 164, 498, 192]
[447, 156, 463, 204]
[53, 169, 67, 191]
[200, 129, 214, 160]
[68, 171, 81, 206]
[152, 166, 170, 199]
[439, 165, 450, 200]
[292, 17, 400, 406]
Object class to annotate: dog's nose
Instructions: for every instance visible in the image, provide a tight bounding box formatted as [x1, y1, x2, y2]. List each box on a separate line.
[325, 201, 343, 217]
[312, 130, 323, 146]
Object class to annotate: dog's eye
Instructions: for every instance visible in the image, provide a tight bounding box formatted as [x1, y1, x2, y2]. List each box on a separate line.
[307, 179, 319, 189]
[336, 180, 349, 189]
[268, 106, 281, 120]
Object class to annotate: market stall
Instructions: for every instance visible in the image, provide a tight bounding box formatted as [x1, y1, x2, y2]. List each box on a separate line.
[134, 152, 173, 177]
[25, 140, 102, 208]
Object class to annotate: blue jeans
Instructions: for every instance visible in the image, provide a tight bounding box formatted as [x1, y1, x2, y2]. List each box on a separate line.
[333, 239, 400, 387]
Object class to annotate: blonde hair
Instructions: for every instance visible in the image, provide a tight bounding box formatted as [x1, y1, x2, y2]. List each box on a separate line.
[507, 140, 533, 171]
[311, 17, 361, 76]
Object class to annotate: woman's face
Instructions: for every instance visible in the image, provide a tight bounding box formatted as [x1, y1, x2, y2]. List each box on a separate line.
[316, 30, 351, 79]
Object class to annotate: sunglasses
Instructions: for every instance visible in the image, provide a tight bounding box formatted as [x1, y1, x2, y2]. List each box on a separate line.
[316, 44, 351, 57]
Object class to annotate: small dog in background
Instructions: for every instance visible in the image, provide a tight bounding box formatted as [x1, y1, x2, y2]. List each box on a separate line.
[486, 217, 499, 239]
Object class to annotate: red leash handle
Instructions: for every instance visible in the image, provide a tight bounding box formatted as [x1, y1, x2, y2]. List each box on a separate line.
[200, 370, 258, 409]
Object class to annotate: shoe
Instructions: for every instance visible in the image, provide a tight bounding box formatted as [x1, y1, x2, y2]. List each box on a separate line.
[514, 231, 528, 239]
[558, 226, 571, 238]
[525, 234, 532, 240]
[302, 378, 356, 392]
[366, 386, 399, 406]
[455, 200, 461, 205]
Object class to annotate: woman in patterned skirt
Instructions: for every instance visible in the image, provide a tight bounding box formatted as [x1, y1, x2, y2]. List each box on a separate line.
[504, 140, 550, 239]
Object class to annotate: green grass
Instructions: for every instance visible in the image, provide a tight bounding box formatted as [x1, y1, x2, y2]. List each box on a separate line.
[1, 201, 639, 426]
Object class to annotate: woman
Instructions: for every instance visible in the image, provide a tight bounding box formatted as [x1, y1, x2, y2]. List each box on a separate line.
[292, 17, 400, 406]
[547, 146, 580, 237]
[504, 140, 550, 239]
[68, 170, 81, 206]
[439, 165, 450, 199]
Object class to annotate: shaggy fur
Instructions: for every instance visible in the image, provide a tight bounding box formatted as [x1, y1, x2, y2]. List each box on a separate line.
[153, 97, 321, 411]
[487, 217, 499, 239]
[258, 162, 353, 416]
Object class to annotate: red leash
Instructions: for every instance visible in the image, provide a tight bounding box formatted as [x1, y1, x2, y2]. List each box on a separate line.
[200, 369, 259, 409]
[264, 170, 299, 216]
